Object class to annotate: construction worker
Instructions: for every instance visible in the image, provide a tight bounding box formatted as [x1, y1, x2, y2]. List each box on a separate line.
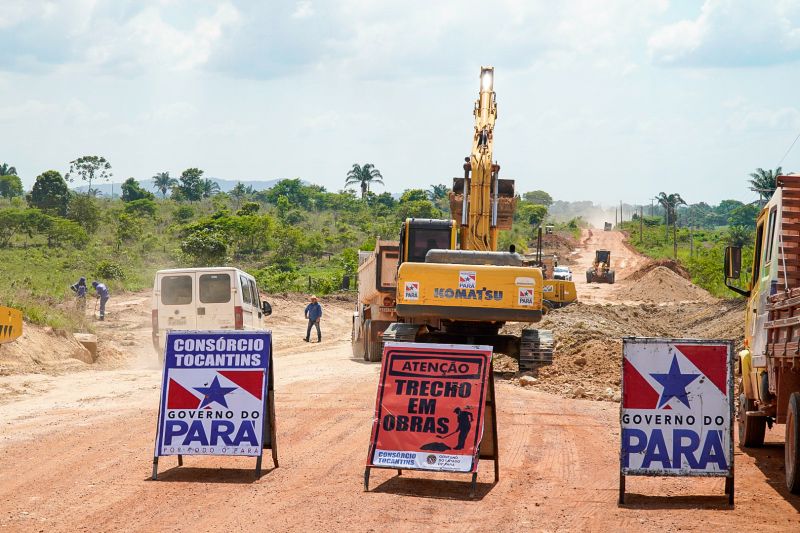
[70, 277, 87, 312]
[92, 281, 110, 321]
[453, 407, 474, 450]
[304, 295, 322, 343]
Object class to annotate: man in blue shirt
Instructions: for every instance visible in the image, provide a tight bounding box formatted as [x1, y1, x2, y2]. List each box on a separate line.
[92, 281, 110, 321]
[304, 295, 322, 343]
[70, 277, 87, 312]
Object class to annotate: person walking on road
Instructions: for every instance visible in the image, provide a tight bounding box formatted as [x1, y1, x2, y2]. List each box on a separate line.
[304, 295, 322, 343]
[92, 281, 110, 321]
[70, 277, 87, 312]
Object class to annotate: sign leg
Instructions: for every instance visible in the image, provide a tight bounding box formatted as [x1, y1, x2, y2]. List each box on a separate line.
[725, 475, 734, 506]
[255, 455, 263, 479]
[470, 472, 478, 499]
[177, 454, 183, 467]
[151, 457, 159, 481]
[364, 467, 371, 492]
[397, 469, 402, 476]
[618, 473, 625, 504]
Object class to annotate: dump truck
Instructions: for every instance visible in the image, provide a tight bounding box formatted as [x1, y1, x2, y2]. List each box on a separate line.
[586, 250, 615, 283]
[604, 222, 612, 231]
[724, 173, 800, 493]
[0, 306, 22, 345]
[352, 240, 400, 361]
[378, 67, 576, 371]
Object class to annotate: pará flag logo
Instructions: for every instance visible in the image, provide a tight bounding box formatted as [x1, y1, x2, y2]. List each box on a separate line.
[620, 338, 733, 476]
[155, 331, 271, 457]
[458, 271, 476, 289]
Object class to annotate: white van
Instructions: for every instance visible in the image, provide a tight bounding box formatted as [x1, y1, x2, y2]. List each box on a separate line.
[152, 267, 272, 353]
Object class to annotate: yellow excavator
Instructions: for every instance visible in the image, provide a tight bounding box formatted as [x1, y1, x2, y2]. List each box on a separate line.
[0, 306, 22, 345]
[382, 67, 575, 371]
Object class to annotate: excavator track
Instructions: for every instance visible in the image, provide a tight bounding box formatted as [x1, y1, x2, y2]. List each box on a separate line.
[519, 329, 554, 371]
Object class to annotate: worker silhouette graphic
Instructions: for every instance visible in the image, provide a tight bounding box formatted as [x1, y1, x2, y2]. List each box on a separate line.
[453, 407, 474, 450]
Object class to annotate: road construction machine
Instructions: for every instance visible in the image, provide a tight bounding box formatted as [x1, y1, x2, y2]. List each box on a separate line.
[724, 173, 800, 493]
[586, 250, 615, 284]
[352, 240, 400, 362]
[375, 66, 575, 371]
[0, 306, 22, 345]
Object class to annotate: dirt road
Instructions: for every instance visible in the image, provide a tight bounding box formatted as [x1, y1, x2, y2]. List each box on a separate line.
[572, 228, 649, 304]
[1, 253, 800, 530]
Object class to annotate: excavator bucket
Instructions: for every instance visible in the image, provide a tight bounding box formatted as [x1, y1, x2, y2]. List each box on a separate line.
[450, 177, 517, 230]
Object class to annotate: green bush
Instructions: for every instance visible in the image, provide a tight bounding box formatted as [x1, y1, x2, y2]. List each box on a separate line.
[95, 260, 125, 280]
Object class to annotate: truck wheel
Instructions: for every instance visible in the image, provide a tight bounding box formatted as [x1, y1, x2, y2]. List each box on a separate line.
[351, 317, 365, 359]
[786, 392, 800, 493]
[739, 393, 766, 448]
[366, 320, 384, 362]
[586, 273, 592, 283]
[362, 320, 372, 361]
[608, 272, 615, 284]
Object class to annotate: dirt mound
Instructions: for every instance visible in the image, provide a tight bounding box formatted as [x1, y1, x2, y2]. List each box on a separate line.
[0, 324, 92, 375]
[500, 299, 745, 401]
[626, 258, 691, 281]
[615, 265, 714, 303]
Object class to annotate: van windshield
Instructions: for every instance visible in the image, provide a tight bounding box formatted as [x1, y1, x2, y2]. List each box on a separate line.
[200, 273, 231, 304]
[162, 275, 192, 305]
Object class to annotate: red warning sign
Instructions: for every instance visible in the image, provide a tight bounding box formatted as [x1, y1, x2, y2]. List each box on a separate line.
[366, 342, 492, 473]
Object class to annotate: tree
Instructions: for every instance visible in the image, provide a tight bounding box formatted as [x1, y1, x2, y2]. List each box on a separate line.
[264, 178, 314, 208]
[728, 226, 753, 247]
[0, 174, 23, 198]
[397, 199, 440, 219]
[66, 155, 112, 195]
[728, 203, 759, 228]
[345, 163, 384, 199]
[427, 184, 449, 201]
[178, 168, 204, 202]
[518, 203, 548, 231]
[200, 178, 221, 198]
[67, 195, 100, 233]
[28, 170, 70, 216]
[400, 189, 428, 203]
[124, 198, 157, 217]
[231, 182, 248, 208]
[522, 190, 553, 207]
[748, 167, 782, 202]
[121, 177, 155, 202]
[656, 192, 687, 258]
[0, 163, 17, 176]
[152, 172, 177, 198]
[181, 228, 228, 266]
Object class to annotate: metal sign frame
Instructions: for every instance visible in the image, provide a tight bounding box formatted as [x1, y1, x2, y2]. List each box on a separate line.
[151, 330, 278, 480]
[364, 342, 499, 498]
[619, 337, 734, 506]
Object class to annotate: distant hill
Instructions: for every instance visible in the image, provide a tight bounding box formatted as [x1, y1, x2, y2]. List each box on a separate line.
[72, 177, 286, 196]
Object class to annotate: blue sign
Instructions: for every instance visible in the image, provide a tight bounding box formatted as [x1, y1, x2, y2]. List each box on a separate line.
[154, 330, 271, 457]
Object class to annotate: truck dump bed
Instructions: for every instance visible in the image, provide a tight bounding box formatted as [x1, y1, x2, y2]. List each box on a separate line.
[766, 174, 800, 361]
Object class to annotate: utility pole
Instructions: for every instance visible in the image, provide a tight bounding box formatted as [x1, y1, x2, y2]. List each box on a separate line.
[615, 208, 618, 227]
[620, 200, 623, 223]
[639, 206, 644, 245]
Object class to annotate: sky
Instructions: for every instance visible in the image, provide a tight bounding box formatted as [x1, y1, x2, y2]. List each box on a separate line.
[2, 0, 800, 205]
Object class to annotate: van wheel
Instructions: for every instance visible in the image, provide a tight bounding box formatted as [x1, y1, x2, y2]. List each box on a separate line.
[739, 394, 766, 448]
[786, 392, 800, 493]
[352, 317, 365, 359]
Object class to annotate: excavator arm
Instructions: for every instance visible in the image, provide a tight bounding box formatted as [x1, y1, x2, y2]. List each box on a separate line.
[449, 66, 516, 251]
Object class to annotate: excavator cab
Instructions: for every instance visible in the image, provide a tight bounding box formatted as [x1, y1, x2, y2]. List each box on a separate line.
[398, 218, 458, 264]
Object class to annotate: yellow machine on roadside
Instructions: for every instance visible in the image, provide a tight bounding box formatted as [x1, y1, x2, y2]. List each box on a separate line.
[0, 306, 22, 344]
[381, 67, 576, 371]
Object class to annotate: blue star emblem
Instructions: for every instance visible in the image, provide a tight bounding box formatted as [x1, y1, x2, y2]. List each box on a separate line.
[650, 356, 700, 408]
[194, 376, 237, 409]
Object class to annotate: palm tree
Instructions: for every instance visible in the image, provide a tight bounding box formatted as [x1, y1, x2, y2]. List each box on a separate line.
[345, 163, 384, 199]
[657, 192, 687, 259]
[427, 184, 449, 201]
[152, 172, 177, 198]
[231, 182, 248, 208]
[748, 167, 782, 202]
[0, 163, 18, 176]
[200, 178, 221, 198]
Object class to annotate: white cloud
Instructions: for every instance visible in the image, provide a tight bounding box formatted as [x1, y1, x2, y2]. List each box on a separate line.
[292, 1, 314, 19]
[649, 0, 800, 67]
